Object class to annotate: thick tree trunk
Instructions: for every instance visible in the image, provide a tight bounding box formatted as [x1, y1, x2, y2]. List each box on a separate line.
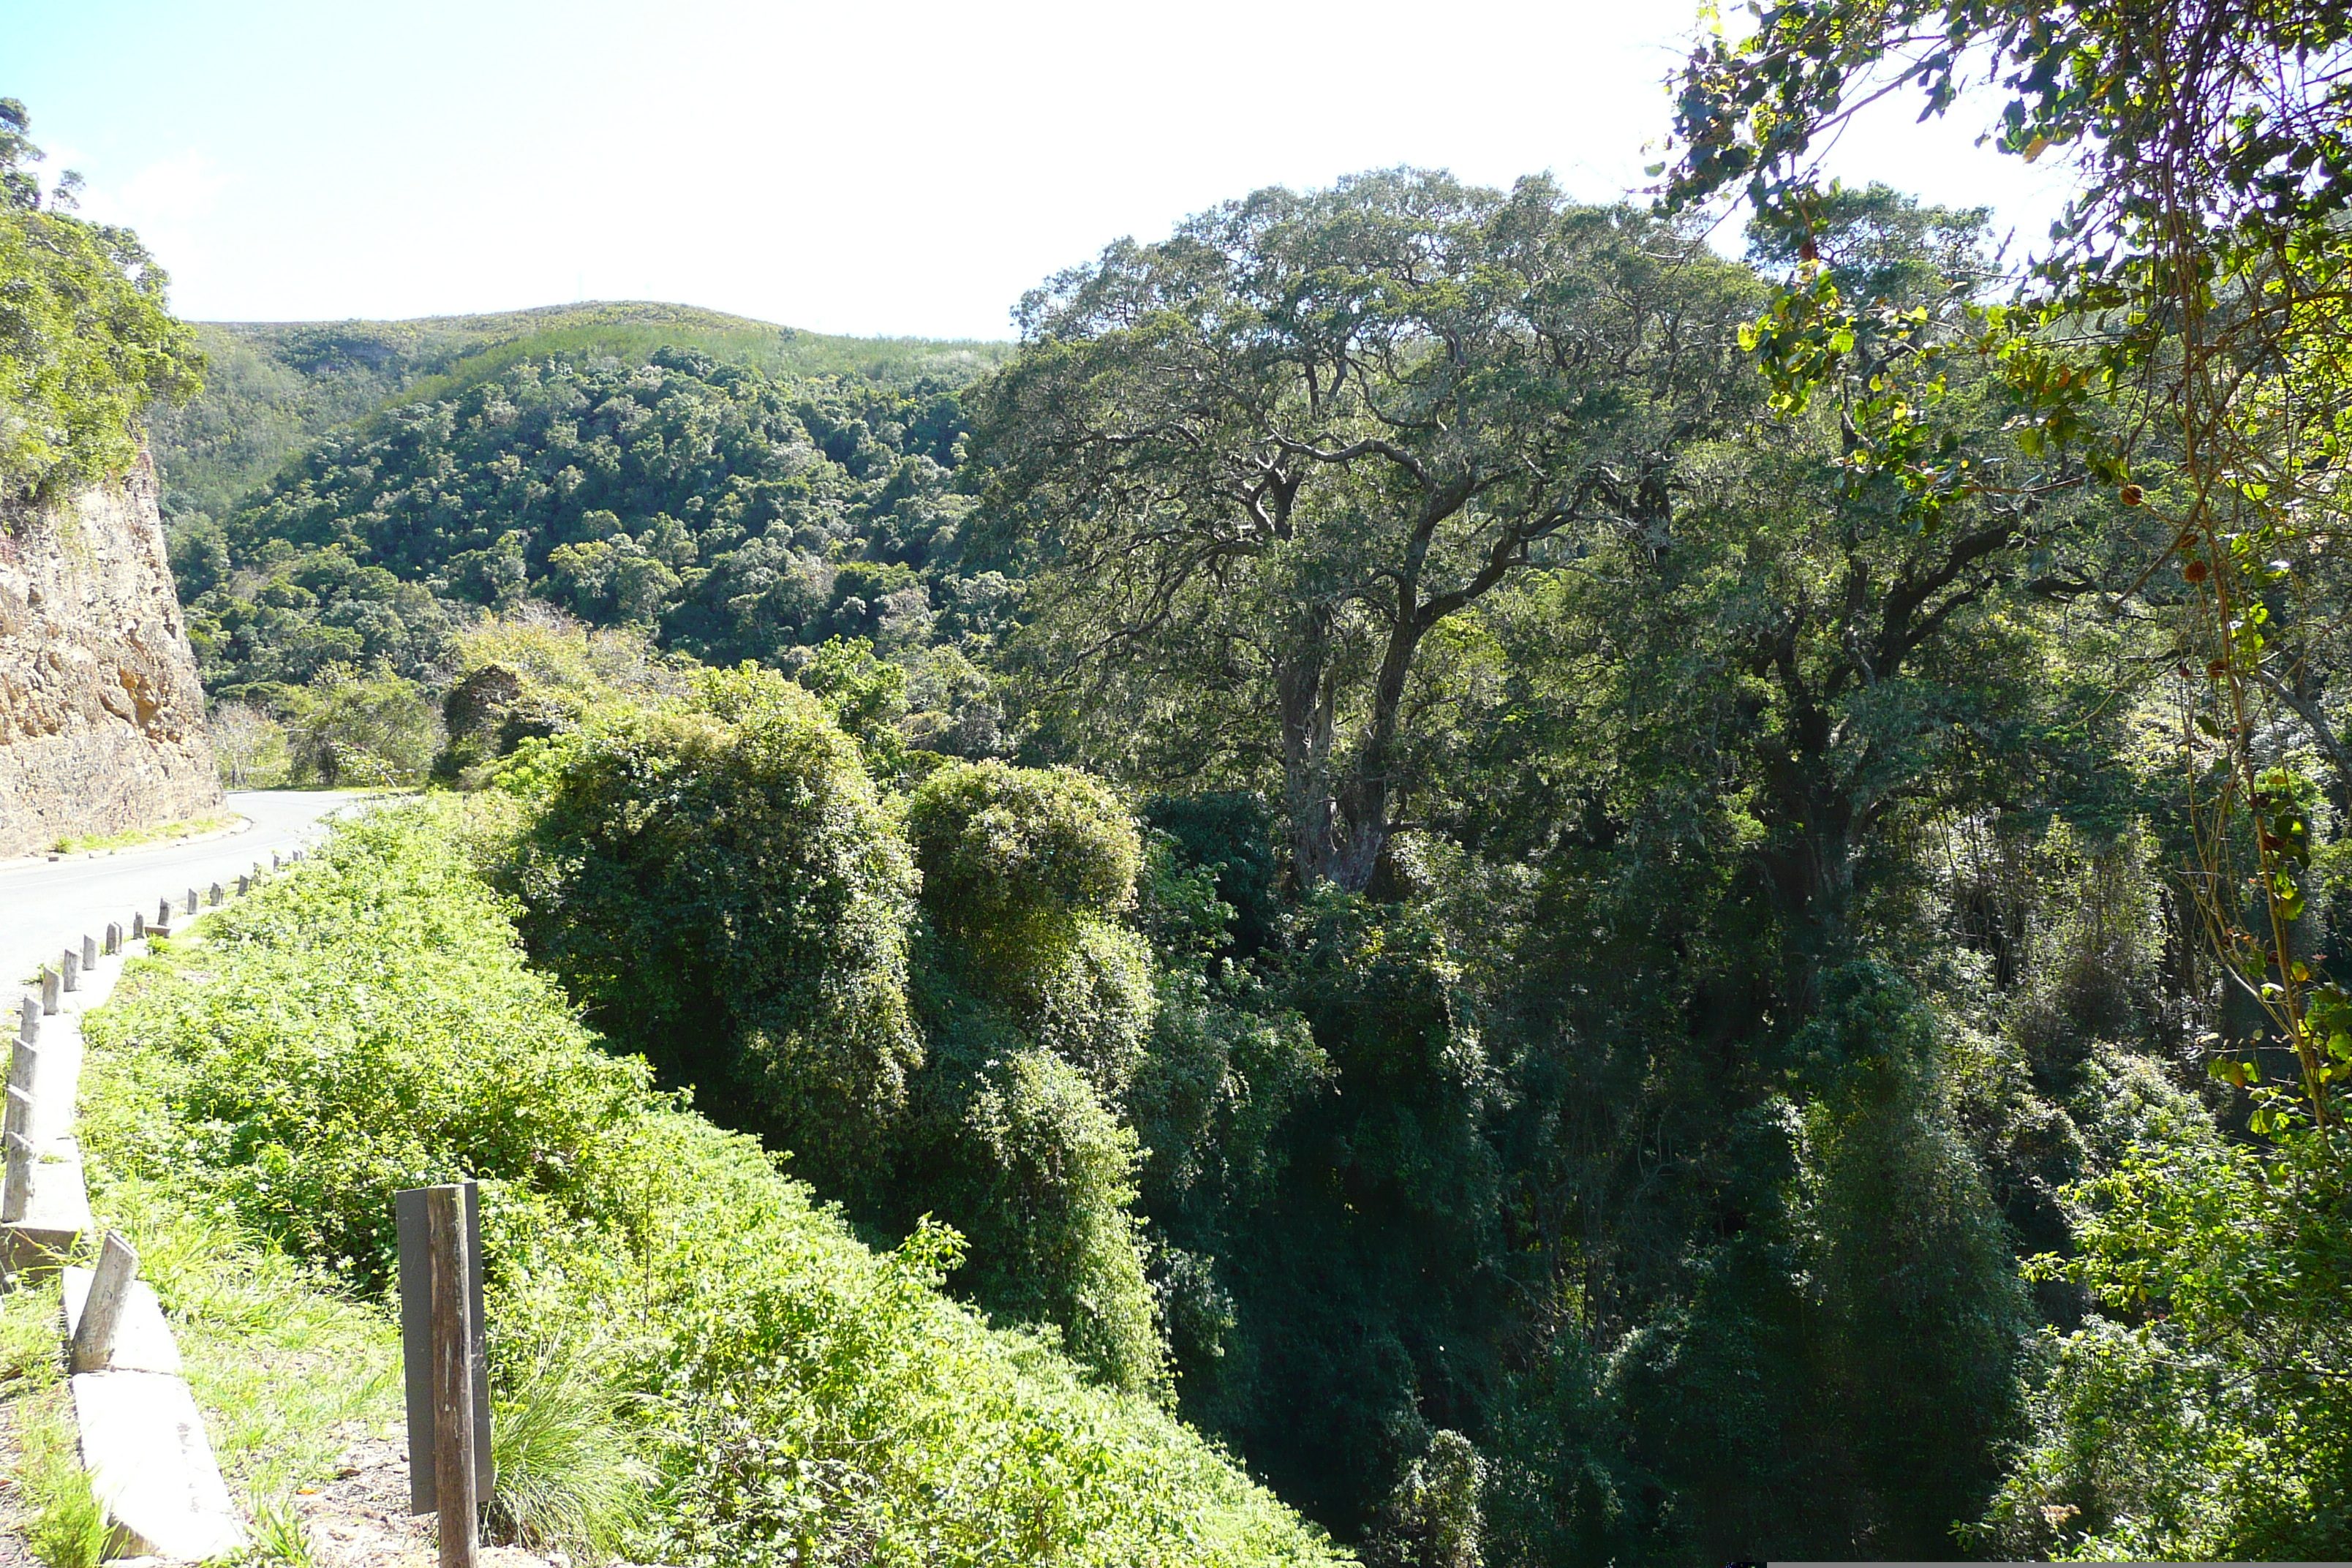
[1279, 617, 1339, 889]
[1286, 612, 1426, 894]
[1757, 760, 1858, 1009]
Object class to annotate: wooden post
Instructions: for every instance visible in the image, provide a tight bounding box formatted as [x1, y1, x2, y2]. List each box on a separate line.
[209, 882, 224, 908]
[131, 911, 145, 940]
[273, 852, 282, 870]
[236, 875, 249, 897]
[157, 898, 170, 930]
[185, 889, 198, 917]
[59, 951, 77, 993]
[426, 1186, 478, 1568]
[39, 968, 57, 1015]
[104, 923, 121, 957]
[69, 1231, 139, 1372]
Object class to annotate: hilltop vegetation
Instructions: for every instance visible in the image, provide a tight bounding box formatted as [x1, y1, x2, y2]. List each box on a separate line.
[149, 301, 1006, 521]
[173, 346, 1009, 709]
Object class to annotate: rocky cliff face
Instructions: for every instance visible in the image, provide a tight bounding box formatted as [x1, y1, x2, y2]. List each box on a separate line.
[0, 452, 221, 856]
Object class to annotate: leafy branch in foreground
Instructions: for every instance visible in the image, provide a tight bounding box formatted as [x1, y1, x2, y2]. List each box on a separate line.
[1662, 0, 2352, 1131]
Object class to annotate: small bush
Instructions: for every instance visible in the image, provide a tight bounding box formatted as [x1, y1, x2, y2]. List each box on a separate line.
[908, 760, 1142, 943]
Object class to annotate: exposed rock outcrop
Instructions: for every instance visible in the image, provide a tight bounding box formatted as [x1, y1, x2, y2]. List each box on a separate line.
[0, 452, 221, 855]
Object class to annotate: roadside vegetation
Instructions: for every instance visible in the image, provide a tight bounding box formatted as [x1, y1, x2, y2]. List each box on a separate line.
[48, 813, 239, 856]
[74, 802, 1344, 1566]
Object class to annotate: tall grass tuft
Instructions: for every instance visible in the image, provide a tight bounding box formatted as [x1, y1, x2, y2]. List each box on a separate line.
[245, 1492, 317, 1567]
[487, 1339, 647, 1561]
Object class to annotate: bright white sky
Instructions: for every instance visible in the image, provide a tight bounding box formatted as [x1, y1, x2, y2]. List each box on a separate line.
[12, 0, 2083, 340]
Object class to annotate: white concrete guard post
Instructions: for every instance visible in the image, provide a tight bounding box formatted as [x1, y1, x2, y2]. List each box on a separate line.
[39, 966, 57, 1016]
[207, 882, 222, 908]
[21, 905, 248, 1561]
[184, 889, 197, 919]
[68, 1371, 244, 1560]
[58, 950, 75, 993]
[64, 1260, 179, 1376]
[103, 923, 120, 957]
[79, 935, 96, 970]
[69, 1231, 138, 1373]
[1, 1134, 27, 1224]
[129, 911, 143, 940]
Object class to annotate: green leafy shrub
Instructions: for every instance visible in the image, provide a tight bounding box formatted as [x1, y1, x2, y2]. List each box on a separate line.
[910, 760, 1156, 1092]
[284, 666, 442, 786]
[909, 760, 1142, 942]
[1981, 1107, 2352, 1560]
[504, 664, 921, 1172]
[894, 761, 1170, 1391]
[954, 1047, 1164, 1390]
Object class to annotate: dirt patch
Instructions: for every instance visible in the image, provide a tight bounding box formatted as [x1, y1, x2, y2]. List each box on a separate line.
[287, 1425, 561, 1568]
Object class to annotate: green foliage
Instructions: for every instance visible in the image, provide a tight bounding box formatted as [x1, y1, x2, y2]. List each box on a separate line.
[282, 665, 440, 785]
[1368, 1431, 1486, 1568]
[504, 665, 921, 1174]
[968, 170, 1760, 889]
[175, 344, 1011, 705]
[160, 146, 2352, 1567]
[81, 802, 1346, 1567]
[489, 1339, 651, 1559]
[0, 1277, 108, 1568]
[0, 99, 202, 504]
[1793, 965, 2030, 1551]
[910, 761, 1142, 938]
[151, 303, 1006, 525]
[1981, 1113, 2352, 1559]
[889, 761, 1166, 1392]
[953, 1047, 1164, 1393]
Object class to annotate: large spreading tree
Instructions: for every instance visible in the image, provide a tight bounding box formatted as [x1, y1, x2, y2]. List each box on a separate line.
[967, 169, 1759, 890]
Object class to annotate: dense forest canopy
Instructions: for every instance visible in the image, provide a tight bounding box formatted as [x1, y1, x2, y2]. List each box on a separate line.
[174, 350, 1006, 699]
[15, 12, 2352, 1553]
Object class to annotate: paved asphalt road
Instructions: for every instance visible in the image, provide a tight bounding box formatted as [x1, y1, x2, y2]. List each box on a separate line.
[0, 790, 373, 987]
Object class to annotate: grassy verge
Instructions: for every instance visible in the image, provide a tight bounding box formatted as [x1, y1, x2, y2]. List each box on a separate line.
[0, 1278, 106, 1568]
[71, 799, 1346, 1567]
[50, 813, 240, 855]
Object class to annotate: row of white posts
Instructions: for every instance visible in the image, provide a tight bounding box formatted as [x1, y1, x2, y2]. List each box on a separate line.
[18, 845, 487, 1566]
[3, 845, 313, 1559]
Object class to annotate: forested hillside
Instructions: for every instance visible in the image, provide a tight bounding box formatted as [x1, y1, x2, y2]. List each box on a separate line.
[150, 307, 1017, 785]
[149, 301, 1005, 521]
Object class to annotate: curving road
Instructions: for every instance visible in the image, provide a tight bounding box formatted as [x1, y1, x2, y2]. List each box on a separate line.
[0, 791, 374, 987]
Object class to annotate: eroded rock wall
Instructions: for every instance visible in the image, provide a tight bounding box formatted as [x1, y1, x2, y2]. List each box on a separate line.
[0, 452, 221, 855]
